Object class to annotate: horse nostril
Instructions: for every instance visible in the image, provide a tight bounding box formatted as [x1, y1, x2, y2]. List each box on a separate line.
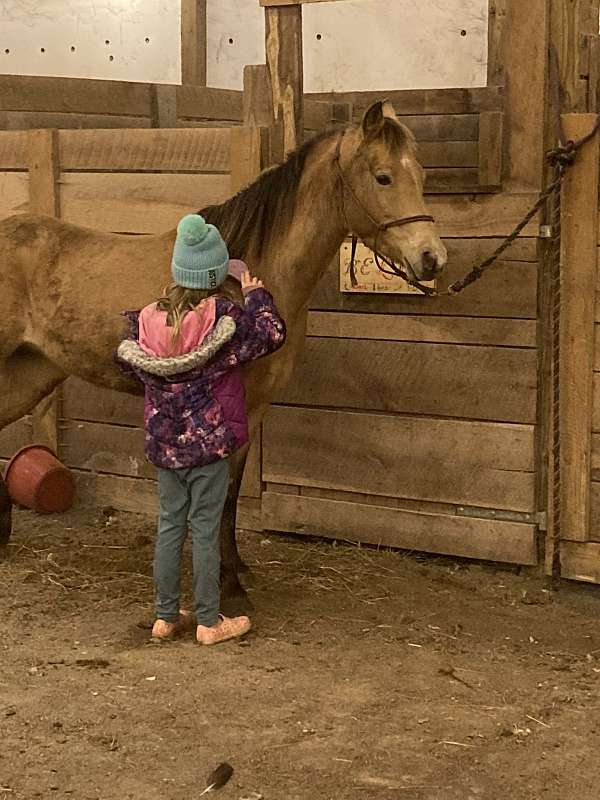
[422, 250, 438, 272]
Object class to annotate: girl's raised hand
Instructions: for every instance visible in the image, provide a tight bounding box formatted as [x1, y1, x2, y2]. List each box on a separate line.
[240, 270, 264, 293]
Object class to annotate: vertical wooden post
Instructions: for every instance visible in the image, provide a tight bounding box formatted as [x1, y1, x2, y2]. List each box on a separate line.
[264, 4, 304, 156]
[487, 0, 508, 85]
[151, 84, 178, 128]
[181, 0, 207, 86]
[243, 63, 284, 166]
[557, 113, 599, 541]
[27, 129, 61, 454]
[550, 0, 600, 113]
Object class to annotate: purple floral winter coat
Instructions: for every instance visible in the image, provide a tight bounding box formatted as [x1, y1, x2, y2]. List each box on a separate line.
[116, 289, 286, 470]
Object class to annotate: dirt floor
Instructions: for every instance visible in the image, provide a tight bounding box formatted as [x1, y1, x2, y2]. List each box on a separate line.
[2, 508, 600, 800]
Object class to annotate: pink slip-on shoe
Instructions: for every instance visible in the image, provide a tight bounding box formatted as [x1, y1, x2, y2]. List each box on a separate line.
[196, 614, 251, 645]
[151, 609, 196, 641]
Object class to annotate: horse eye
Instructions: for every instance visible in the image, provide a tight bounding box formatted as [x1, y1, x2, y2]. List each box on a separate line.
[376, 174, 392, 186]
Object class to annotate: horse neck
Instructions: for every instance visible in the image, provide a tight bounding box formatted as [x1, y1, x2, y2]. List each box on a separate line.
[259, 138, 347, 317]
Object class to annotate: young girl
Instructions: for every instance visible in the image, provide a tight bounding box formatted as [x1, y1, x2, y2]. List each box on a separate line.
[117, 214, 286, 645]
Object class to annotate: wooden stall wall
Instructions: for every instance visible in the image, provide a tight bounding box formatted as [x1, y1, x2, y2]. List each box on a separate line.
[0, 124, 263, 525]
[259, 0, 547, 566]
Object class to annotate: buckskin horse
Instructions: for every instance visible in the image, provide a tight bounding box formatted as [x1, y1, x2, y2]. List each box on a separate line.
[0, 101, 447, 612]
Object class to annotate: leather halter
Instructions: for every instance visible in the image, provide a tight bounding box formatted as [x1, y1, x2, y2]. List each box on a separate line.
[333, 133, 436, 294]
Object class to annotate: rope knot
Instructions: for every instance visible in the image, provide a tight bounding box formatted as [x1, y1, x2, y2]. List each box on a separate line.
[546, 141, 577, 169]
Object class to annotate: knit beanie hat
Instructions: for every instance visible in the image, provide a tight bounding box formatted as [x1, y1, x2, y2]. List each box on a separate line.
[171, 214, 229, 290]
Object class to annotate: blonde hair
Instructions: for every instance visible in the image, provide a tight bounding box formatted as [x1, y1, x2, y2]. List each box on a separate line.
[156, 282, 234, 342]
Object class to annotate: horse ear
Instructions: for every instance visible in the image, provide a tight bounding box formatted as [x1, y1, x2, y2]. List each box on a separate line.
[381, 100, 398, 122]
[361, 101, 385, 140]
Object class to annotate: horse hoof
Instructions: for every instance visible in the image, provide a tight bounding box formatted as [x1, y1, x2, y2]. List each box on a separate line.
[220, 591, 255, 617]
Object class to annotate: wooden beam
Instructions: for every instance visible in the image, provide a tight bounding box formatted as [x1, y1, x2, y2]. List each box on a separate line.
[558, 113, 600, 541]
[477, 111, 504, 188]
[265, 4, 304, 155]
[550, 0, 600, 113]
[181, 0, 207, 86]
[260, 0, 346, 5]
[151, 84, 177, 128]
[27, 129, 60, 454]
[487, 0, 508, 84]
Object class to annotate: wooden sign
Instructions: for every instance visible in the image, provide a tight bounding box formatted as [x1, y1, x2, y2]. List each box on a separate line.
[339, 240, 436, 294]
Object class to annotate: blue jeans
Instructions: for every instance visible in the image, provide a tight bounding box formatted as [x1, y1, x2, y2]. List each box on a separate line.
[154, 459, 230, 627]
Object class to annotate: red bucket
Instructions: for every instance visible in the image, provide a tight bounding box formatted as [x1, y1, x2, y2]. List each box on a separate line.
[4, 445, 75, 514]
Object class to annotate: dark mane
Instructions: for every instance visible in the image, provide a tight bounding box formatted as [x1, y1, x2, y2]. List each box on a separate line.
[200, 128, 337, 260]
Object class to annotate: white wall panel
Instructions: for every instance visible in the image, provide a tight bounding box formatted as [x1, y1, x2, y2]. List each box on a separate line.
[0, 0, 181, 83]
[206, 0, 265, 90]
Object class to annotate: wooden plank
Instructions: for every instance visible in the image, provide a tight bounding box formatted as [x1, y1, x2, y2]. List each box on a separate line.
[590, 482, 600, 538]
[558, 114, 599, 541]
[239, 432, 263, 499]
[62, 420, 154, 480]
[261, 492, 537, 565]
[59, 172, 231, 234]
[74, 471, 157, 515]
[550, 0, 596, 114]
[0, 110, 151, 131]
[560, 540, 600, 583]
[306, 312, 537, 348]
[177, 86, 243, 122]
[0, 131, 27, 168]
[593, 374, 600, 432]
[487, 0, 508, 84]
[502, 0, 548, 189]
[260, 0, 346, 5]
[0, 418, 31, 460]
[62, 378, 143, 427]
[425, 168, 483, 194]
[243, 65, 274, 128]
[277, 338, 537, 423]
[237, 496, 263, 532]
[230, 127, 263, 193]
[0, 74, 151, 116]
[151, 84, 178, 128]
[265, 4, 304, 155]
[309, 86, 504, 116]
[419, 141, 478, 168]
[59, 128, 233, 173]
[27, 129, 60, 454]
[311, 237, 538, 319]
[0, 172, 29, 219]
[181, 0, 207, 86]
[427, 193, 539, 238]
[478, 111, 504, 187]
[399, 114, 478, 143]
[263, 407, 535, 512]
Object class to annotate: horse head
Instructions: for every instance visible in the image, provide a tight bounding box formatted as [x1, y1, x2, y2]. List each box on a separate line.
[338, 100, 447, 282]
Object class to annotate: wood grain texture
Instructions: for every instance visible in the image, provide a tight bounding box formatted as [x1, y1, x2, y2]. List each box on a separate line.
[229, 127, 263, 193]
[0, 110, 151, 131]
[426, 193, 539, 237]
[478, 111, 504, 187]
[310, 87, 504, 117]
[181, 0, 207, 86]
[487, 0, 508, 84]
[558, 114, 599, 541]
[151, 84, 178, 128]
[176, 86, 243, 122]
[263, 407, 535, 512]
[59, 172, 231, 233]
[306, 312, 537, 347]
[0, 172, 29, 218]
[262, 492, 537, 565]
[265, 4, 304, 155]
[59, 128, 233, 173]
[0, 130, 27, 169]
[243, 65, 274, 128]
[62, 378, 143, 428]
[0, 418, 31, 459]
[62, 420, 153, 480]
[560, 540, 600, 583]
[277, 338, 537, 423]
[311, 238, 538, 319]
[400, 114, 478, 142]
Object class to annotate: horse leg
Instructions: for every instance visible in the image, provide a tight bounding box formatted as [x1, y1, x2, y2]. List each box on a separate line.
[220, 447, 254, 616]
[0, 347, 66, 545]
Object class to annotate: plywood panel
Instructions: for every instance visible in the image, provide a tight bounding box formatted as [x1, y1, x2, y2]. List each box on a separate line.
[277, 338, 537, 424]
[59, 128, 233, 173]
[62, 378, 143, 427]
[62, 420, 154, 480]
[59, 173, 231, 233]
[262, 492, 537, 565]
[311, 237, 538, 319]
[306, 312, 537, 347]
[0, 173, 29, 219]
[263, 407, 535, 512]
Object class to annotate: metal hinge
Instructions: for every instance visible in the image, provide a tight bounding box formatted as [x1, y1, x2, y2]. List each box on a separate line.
[536, 511, 547, 531]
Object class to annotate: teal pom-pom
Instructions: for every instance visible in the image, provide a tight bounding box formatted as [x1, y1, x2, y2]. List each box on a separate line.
[177, 214, 209, 246]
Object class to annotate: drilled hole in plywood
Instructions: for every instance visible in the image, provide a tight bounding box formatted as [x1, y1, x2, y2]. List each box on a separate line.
[40, 47, 45, 53]
[109, 54, 114, 61]
[4, 49, 9, 54]
[316, 33, 322, 40]
[460, 29, 467, 36]
[228, 37, 234, 44]
[145, 37, 150, 43]
[70, 45, 76, 52]
[105, 39, 110, 45]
